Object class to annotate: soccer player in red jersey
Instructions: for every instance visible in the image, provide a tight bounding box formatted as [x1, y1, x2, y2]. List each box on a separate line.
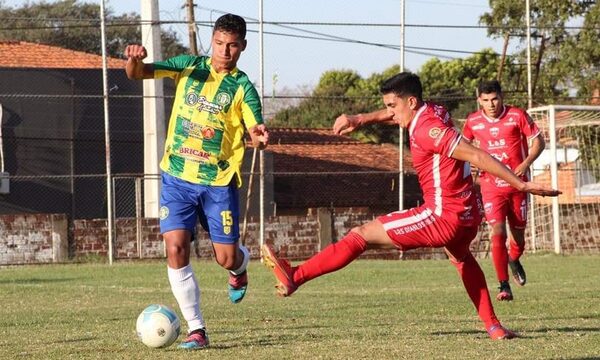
[463, 80, 545, 301]
[262, 72, 560, 340]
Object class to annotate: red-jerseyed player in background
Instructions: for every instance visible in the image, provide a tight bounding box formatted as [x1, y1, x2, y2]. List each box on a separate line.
[463, 80, 545, 302]
[262, 72, 560, 340]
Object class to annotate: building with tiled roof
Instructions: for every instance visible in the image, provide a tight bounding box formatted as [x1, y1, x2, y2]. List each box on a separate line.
[0, 40, 149, 219]
[255, 128, 420, 214]
[0, 40, 126, 69]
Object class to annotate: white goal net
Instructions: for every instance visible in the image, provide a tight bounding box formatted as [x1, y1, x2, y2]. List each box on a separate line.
[527, 105, 600, 254]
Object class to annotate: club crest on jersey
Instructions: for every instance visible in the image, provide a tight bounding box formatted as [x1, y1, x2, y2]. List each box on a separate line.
[429, 127, 442, 139]
[490, 127, 500, 137]
[215, 92, 231, 107]
[160, 206, 169, 220]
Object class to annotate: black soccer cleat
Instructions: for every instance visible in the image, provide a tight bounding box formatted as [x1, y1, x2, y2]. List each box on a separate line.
[508, 258, 526, 286]
[496, 280, 513, 301]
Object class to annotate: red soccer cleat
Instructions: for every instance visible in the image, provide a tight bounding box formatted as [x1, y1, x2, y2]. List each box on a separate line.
[487, 324, 517, 340]
[261, 244, 297, 297]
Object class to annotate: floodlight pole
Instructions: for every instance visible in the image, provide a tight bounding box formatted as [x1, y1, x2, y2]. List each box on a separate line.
[398, 0, 405, 211]
[100, 0, 114, 265]
[259, 0, 266, 250]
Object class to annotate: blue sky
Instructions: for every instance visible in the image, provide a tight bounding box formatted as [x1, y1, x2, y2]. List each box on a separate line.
[4, 0, 522, 92]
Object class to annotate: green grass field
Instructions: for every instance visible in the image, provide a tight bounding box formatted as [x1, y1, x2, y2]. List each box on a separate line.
[1, 254, 599, 359]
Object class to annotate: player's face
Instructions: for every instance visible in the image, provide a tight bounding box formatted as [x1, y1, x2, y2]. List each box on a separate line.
[478, 92, 504, 118]
[383, 93, 419, 128]
[211, 30, 246, 72]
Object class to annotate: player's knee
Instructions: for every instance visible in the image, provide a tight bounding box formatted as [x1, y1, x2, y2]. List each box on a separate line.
[491, 223, 506, 236]
[166, 244, 189, 268]
[214, 252, 237, 270]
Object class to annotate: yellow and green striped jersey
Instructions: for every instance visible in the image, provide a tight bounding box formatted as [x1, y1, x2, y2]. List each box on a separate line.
[152, 55, 263, 187]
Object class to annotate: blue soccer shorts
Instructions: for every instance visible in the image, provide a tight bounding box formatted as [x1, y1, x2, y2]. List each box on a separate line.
[159, 172, 240, 244]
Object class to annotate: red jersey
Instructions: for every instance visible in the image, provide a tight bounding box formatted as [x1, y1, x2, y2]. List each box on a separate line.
[408, 102, 481, 227]
[463, 105, 541, 193]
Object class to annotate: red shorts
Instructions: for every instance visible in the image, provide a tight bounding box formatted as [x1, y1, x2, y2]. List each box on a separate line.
[378, 205, 479, 258]
[481, 190, 528, 229]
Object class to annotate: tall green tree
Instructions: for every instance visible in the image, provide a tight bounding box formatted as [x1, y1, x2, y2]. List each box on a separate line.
[418, 48, 510, 117]
[269, 67, 401, 143]
[0, 0, 187, 58]
[480, 0, 598, 105]
[559, 3, 600, 101]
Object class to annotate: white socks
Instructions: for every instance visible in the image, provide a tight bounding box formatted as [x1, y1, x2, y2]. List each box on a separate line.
[229, 245, 249, 276]
[167, 264, 205, 332]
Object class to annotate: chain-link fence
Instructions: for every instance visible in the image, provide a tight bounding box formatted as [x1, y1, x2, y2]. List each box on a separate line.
[2, 1, 599, 262]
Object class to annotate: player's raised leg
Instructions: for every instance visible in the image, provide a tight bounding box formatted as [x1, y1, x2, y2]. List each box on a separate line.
[262, 219, 391, 296]
[202, 182, 249, 304]
[213, 242, 250, 303]
[505, 228, 528, 290]
[507, 192, 528, 286]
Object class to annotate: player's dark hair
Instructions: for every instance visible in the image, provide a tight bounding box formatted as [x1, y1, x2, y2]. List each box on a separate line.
[213, 13, 247, 39]
[478, 80, 502, 95]
[380, 72, 423, 101]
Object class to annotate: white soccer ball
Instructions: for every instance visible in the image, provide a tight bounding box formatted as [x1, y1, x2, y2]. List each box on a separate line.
[136, 304, 181, 348]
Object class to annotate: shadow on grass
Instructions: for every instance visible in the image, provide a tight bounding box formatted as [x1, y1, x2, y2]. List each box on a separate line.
[52, 336, 96, 344]
[527, 326, 600, 334]
[206, 336, 295, 350]
[0, 277, 79, 284]
[430, 329, 482, 336]
[206, 324, 332, 349]
[432, 325, 600, 340]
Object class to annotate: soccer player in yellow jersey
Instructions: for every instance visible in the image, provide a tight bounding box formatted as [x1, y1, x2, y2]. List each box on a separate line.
[125, 13, 268, 350]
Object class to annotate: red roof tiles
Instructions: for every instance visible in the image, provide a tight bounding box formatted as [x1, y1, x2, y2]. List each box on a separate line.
[262, 128, 414, 174]
[250, 128, 419, 210]
[0, 41, 126, 69]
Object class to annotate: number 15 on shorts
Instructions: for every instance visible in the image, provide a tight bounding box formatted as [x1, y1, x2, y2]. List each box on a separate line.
[221, 210, 233, 235]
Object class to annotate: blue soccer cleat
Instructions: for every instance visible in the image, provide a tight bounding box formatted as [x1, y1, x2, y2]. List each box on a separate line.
[228, 271, 248, 304]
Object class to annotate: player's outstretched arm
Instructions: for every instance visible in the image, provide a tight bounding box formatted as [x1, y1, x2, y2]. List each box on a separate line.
[452, 138, 561, 197]
[333, 109, 395, 135]
[124, 44, 154, 80]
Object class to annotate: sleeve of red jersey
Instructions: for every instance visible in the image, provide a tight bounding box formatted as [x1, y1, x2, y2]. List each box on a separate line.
[520, 110, 542, 140]
[461, 118, 474, 141]
[415, 121, 463, 158]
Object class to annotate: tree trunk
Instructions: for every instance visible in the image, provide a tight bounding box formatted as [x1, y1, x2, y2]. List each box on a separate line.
[532, 36, 546, 102]
[497, 32, 510, 80]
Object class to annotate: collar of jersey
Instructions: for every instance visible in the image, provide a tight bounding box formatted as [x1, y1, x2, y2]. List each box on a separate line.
[206, 57, 239, 77]
[408, 102, 428, 136]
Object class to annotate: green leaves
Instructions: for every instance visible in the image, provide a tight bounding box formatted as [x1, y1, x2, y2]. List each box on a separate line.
[0, 0, 187, 59]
